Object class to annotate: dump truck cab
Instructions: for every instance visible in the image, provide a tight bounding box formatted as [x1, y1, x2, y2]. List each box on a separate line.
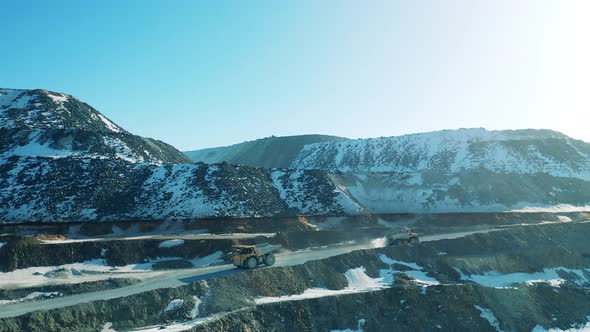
[231, 243, 281, 269]
[388, 228, 420, 246]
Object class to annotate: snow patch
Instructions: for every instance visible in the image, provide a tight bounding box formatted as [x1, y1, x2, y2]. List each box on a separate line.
[0, 252, 223, 288]
[378, 254, 440, 287]
[47, 93, 69, 104]
[346, 267, 386, 290]
[103, 136, 143, 163]
[511, 205, 590, 213]
[101, 322, 117, 332]
[132, 312, 226, 331]
[527, 279, 566, 287]
[163, 299, 184, 312]
[0, 89, 25, 108]
[11, 131, 73, 158]
[159, 239, 185, 248]
[97, 113, 122, 133]
[474, 305, 503, 332]
[255, 267, 386, 304]
[455, 267, 590, 287]
[0, 291, 62, 305]
[190, 296, 202, 319]
[532, 320, 590, 332]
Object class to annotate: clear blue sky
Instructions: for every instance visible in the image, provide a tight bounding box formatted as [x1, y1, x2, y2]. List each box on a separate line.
[1, 1, 589, 150]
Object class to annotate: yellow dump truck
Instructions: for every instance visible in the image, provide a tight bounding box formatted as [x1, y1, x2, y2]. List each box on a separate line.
[231, 243, 281, 269]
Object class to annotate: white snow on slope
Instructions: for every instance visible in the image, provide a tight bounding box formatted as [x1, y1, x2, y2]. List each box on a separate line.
[511, 205, 590, 213]
[475, 305, 503, 332]
[163, 299, 184, 312]
[255, 267, 387, 304]
[190, 296, 202, 319]
[137, 164, 223, 219]
[131, 313, 226, 331]
[343, 171, 590, 213]
[532, 319, 590, 332]
[454, 267, 590, 287]
[97, 113, 122, 133]
[102, 136, 144, 163]
[10, 131, 73, 158]
[0, 252, 223, 288]
[132, 323, 198, 332]
[346, 267, 387, 290]
[159, 239, 185, 248]
[100, 322, 117, 332]
[271, 170, 362, 215]
[378, 254, 440, 286]
[46, 92, 68, 104]
[255, 258, 441, 305]
[0, 292, 62, 305]
[0, 89, 26, 109]
[292, 128, 590, 180]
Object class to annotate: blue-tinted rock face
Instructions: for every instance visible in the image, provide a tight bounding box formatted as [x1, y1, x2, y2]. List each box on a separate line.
[0, 89, 358, 222]
[289, 128, 590, 213]
[2, 88, 590, 222]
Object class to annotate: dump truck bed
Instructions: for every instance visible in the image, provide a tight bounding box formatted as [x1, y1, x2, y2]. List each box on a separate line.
[255, 243, 281, 255]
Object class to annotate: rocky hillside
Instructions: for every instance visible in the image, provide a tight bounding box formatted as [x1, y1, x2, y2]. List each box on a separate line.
[2, 88, 589, 221]
[291, 129, 590, 213]
[0, 89, 126, 133]
[0, 89, 190, 164]
[0, 89, 362, 222]
[1, 158, 361, 222]
[184, 134, 347, 168]
[292, 128, 590, 179]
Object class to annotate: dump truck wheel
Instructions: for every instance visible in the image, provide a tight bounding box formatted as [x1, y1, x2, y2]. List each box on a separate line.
[245, 257, 258, 269]
[265, 253, 276, 266]
[410, 237, 419, 244]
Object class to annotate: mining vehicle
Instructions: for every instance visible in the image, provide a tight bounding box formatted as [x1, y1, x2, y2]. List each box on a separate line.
[232, 243, 281, 269]
[388, 228, 420, 246]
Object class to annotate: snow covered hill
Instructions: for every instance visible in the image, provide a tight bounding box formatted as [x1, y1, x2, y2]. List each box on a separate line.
[0, 89, 190, 164]
[1, 89, 125, 133]
[0, 157, 362, 222]
[292, 128, 590, 180]
[292, 129, 590, 213]
[2, 87, 589, 221]
[0, 88, 361, 222]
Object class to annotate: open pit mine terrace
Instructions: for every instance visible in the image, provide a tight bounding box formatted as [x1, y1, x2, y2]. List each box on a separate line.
[1, 212, 590, 332]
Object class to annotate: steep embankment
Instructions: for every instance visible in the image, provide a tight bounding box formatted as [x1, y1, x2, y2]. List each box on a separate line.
[184, 134, 348, 168]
